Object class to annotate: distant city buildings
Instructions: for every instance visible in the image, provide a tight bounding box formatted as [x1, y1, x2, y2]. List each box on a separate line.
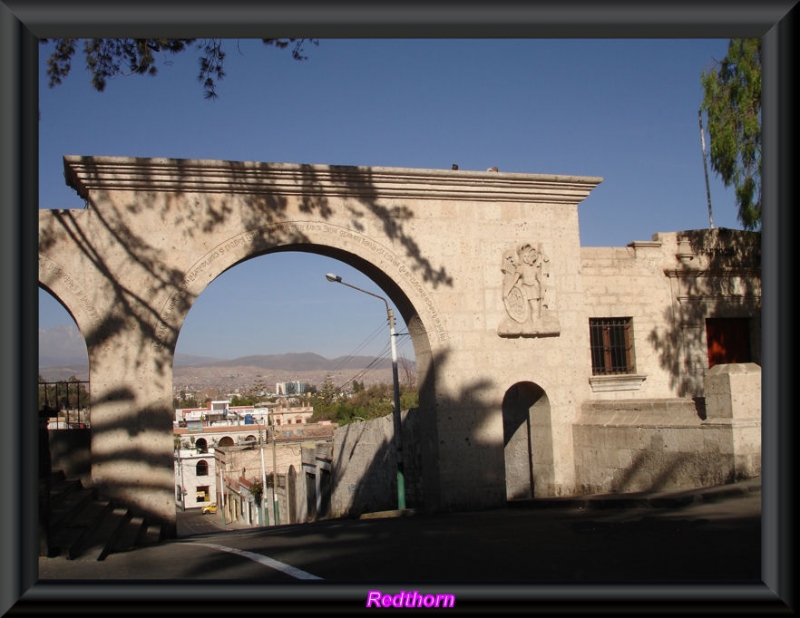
[275, 380, 307, 396]
[174, 447, 216, 512]
[173, 397, 322, 511]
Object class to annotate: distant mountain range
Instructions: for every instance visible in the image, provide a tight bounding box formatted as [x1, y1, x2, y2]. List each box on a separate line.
[39, 324, 412, 384]
[174, 352, 402, 371]
[39, 352, 410, 382]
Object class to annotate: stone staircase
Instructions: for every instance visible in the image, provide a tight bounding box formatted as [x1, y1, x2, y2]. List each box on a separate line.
[44, 471, 166, 561]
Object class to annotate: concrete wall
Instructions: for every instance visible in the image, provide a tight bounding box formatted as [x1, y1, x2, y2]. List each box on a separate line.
[330, 408, 432, 518]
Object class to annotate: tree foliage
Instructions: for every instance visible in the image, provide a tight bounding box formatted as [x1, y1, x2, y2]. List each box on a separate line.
[310, 380, 419, 427]
[318, 373, 339, 408]
[230, 394, 260, 407]
[41, 38, 317, 100]
[38, 375, 90, 411]
[174, 392, 201, 409]
[250, 479, 264, 504]
[700, 38, 761, 230]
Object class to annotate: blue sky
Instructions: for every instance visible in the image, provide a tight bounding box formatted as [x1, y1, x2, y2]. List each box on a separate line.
[38, 38, 742, 364]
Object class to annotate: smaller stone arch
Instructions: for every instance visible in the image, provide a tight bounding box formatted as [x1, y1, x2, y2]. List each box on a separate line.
[196, 460, 209, 476]
[195, 438, 208, 453]
[502, 381, 555, 500]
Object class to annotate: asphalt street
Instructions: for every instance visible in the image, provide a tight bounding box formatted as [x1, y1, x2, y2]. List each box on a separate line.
[20, 478, 782, 614]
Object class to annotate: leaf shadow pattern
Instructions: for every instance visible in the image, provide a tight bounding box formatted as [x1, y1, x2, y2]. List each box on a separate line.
[327, 347, 505, 519]
[646, 228, 761, 398]
[39, 155, 456, 527]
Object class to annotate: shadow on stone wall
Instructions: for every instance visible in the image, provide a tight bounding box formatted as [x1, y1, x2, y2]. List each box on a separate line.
[646, 228, 761, 397]
[41, 158, 454, 380]
[607, 446, 737, 494]
[39, 157, 456, 526]
[324, 347, 526, 518]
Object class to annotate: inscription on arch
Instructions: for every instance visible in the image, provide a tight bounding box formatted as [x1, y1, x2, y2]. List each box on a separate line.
[39, 255, 103, 329]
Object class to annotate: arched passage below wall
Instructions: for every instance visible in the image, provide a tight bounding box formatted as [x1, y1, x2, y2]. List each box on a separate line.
[39, 231, 441, 527]
[502, 381, 555, 500]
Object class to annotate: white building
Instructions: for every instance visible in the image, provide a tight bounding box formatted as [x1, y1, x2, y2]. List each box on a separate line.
[174, 448, 217, 511]
[275, 381, 307, 395]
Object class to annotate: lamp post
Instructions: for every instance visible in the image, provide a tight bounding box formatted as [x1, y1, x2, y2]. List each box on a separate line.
[325, 273, 406, 510]
[258, 425, 269, 526]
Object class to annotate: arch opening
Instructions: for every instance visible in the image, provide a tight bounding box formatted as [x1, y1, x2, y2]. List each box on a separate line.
[38, 287, 93, 485]
[169, 246, 438, 521]
[502, 381, 554, 500]
[40, 198, 444, 526]
[174, 247, 433, 417]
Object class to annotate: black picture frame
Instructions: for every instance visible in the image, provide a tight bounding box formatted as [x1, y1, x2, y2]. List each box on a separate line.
[2, 1, 795, 614]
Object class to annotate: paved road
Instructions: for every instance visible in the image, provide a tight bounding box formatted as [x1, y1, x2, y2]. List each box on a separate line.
[22, 478, 784, 613]
[39, 488, 764, 582]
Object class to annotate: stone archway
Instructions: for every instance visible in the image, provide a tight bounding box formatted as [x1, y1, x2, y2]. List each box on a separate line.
[502, 381, 555, 500]
[39, 155, 602, 530]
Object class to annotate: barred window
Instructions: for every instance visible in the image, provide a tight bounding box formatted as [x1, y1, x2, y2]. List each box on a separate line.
[590, 318, 635, 375]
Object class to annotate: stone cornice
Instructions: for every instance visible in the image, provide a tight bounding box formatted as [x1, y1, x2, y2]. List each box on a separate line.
[63, 155, 603, 205]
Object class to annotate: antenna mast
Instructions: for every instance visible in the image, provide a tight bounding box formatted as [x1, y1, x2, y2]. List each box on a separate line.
[698, 109, 714, 229]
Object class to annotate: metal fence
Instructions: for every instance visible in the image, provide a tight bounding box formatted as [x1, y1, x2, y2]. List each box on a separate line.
[38, 380, 91, 428]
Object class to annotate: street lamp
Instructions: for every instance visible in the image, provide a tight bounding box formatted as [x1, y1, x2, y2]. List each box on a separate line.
[325, 273, 406, 510]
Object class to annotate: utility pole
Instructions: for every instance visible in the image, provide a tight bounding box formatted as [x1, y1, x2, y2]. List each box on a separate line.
[218, 462, 226, 525]
[176, 450, 185, 511]
[259, 424, 268, 526]
[325, 273, 406, 510]
[272, 424, 279, 525]
[387, 307, 405, 510]
[698, 109, 715, 229]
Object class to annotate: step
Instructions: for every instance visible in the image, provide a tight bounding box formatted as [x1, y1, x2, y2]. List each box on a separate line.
[97, 509, 134, 561]
[134, 517, 163, 548]
[67, 501, 128, 561]
[49, 486, 97, 530]
[49, 478, 85, 507]
[44, 472, 171, 560]
[47, 492, 105, 558]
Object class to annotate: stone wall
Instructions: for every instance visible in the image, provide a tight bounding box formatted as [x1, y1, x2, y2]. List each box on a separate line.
[702, 362, 761, 479]
[579, 231, 761, 400]
[38, 157, 762, 522]
[580, 242, 675, 399]
[573, 363, 761, 494]
[573, 399, 721, 494]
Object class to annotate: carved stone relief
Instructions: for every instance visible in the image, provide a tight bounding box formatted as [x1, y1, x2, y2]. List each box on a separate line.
[498, 242, 560, 337]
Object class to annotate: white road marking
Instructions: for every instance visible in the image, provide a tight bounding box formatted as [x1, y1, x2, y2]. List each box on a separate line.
[185, 542, 324, 580]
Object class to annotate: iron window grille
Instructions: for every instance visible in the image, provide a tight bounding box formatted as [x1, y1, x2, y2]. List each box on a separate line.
[590, 317, 635, 375]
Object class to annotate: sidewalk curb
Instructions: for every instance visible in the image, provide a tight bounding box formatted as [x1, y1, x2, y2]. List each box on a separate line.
[360, 508, 417, 520]
[508, 477, 761, 511]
